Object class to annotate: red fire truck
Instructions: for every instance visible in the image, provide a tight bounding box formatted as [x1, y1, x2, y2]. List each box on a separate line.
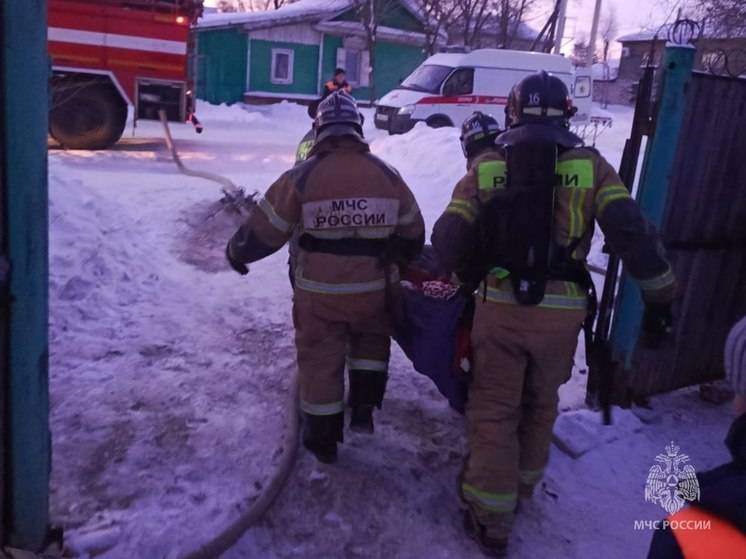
[48, 0, 204, 149]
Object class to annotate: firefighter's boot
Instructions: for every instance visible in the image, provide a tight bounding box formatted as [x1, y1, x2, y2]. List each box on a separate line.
[463, 507, 509, 558]
[302, 412, 343, 464]
[348, 369, 388, 434]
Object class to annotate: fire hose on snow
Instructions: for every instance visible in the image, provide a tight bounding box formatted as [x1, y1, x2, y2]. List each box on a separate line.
[159, 110, 254, 215]
[159, 111, 302, 558]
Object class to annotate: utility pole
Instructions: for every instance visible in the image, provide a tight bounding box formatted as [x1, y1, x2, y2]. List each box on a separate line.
[587, 0, 602, 66]
[553, 0, 568, 54]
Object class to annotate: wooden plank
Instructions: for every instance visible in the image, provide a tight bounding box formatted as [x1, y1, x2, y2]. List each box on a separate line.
[3, 0, 50, 550]
[0, 0, 5, 544]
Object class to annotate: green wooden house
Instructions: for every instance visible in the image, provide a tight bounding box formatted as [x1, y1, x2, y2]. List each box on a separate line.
[194, 0, 442, 105]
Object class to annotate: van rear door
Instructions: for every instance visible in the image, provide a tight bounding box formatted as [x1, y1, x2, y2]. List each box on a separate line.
[571, 67, 593, 123]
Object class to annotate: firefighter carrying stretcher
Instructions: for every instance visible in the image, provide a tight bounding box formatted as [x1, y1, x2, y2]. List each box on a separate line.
[432, 71, 677, 557]
[226, 91, 424, 464]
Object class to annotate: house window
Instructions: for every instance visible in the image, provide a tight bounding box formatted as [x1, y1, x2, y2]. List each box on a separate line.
[335, 48, 370, 86]
[346, 50, 362, 84]
[271, 49, 294, 85]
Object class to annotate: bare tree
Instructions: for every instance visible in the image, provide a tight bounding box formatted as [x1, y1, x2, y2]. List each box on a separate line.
[417, 0, 458, 55]
[599, 5, 618, 62]
[354, 0, 402, 102]
[455, 0, 492, 48]
[696, 0, 746, 36]
[497, 0, 536, 48]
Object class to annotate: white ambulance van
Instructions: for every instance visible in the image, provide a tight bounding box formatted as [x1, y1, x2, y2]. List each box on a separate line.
[374, 49, 592, 134]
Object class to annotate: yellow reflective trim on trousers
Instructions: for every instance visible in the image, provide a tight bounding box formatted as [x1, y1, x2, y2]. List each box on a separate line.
[348, 358, 388, 372]
[595, 185, 630, 217]
[477, 160, 507, 191]
[301, 400, 345, 416]
[519, 469, 544, 485]
[638, 268, 675, 292]
[462, 483, 517, 513]
[556, 159, 593, 189]
[258, 197, 293, 234]
[485, 286, 587, 310]
[294, 275, 392, 295]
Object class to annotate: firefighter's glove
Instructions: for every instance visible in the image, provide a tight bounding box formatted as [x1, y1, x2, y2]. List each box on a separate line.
[225, 244, 249, 276]
[642, 303, 673, 348]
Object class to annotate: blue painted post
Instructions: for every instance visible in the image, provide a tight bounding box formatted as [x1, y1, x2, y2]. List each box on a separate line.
[1, 0, 50, 550]
[610, 44, 695, 366]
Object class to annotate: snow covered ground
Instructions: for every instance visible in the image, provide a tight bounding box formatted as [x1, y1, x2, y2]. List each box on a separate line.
[48, 101, 733, 558]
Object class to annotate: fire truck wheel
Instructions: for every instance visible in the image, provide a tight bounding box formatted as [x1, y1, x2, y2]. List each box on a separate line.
[50, 83, 128, 150]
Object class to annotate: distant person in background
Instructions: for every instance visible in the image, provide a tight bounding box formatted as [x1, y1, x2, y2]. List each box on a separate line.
[647, 315, 746, 558]
[308, 68, 353, 119]
[323, 68, 352, 99]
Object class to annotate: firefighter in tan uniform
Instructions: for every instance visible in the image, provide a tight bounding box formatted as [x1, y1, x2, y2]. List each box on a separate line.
[432, 72, 676, 556]
[227, 91, 425, 464]
[460, 111, 501, 171]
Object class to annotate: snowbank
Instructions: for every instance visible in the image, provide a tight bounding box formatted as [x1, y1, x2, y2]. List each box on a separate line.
[196, 99, 310, 127]
[48, 101, 733, 559]
[371, 123, 464, 235]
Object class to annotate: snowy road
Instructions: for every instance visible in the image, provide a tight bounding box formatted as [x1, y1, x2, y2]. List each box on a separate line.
[48, 102, 733, 558]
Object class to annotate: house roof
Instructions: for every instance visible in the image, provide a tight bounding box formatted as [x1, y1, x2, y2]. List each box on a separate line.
[617, 22, 744, 43]
[197, 0, 352, 29]
[448, 18, 541, 42]
[197, 0, 432, 32]
[316, 20, 444, 45]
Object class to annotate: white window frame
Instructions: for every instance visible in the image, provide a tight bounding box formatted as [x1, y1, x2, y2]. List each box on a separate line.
[336, 47, 370, 87]
[271, 48, 294, 85]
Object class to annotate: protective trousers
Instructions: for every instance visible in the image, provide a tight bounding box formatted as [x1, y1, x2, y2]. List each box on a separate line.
[293, 289, 391, 445]
[461, 299, 585, 539]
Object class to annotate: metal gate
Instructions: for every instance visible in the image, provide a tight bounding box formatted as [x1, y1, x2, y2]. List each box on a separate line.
[622, 64, 746, 399]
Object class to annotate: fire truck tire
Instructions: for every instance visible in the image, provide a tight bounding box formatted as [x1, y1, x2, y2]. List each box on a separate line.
[426, 114, 453, 129]
[50, 83, 128, 150]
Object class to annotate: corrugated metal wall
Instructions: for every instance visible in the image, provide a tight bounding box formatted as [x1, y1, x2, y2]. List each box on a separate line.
[625, 72, 746, 398]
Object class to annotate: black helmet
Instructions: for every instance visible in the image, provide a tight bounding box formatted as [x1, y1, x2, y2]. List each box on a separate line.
[315, 90, 364, 142]
[498, 71, 583, 148]
[506, 71, 576, 127]
[460, 112, 501, 159]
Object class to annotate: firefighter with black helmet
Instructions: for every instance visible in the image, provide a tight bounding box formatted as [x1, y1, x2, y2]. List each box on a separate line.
[227, 91, 425, 464]
[432, 71, 676, 556]
[460, 111, 501, 170]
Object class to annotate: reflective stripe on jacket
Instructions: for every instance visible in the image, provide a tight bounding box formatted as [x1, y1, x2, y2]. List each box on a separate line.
[228, 136, 424, 295]
[432, 147, 676, 308]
